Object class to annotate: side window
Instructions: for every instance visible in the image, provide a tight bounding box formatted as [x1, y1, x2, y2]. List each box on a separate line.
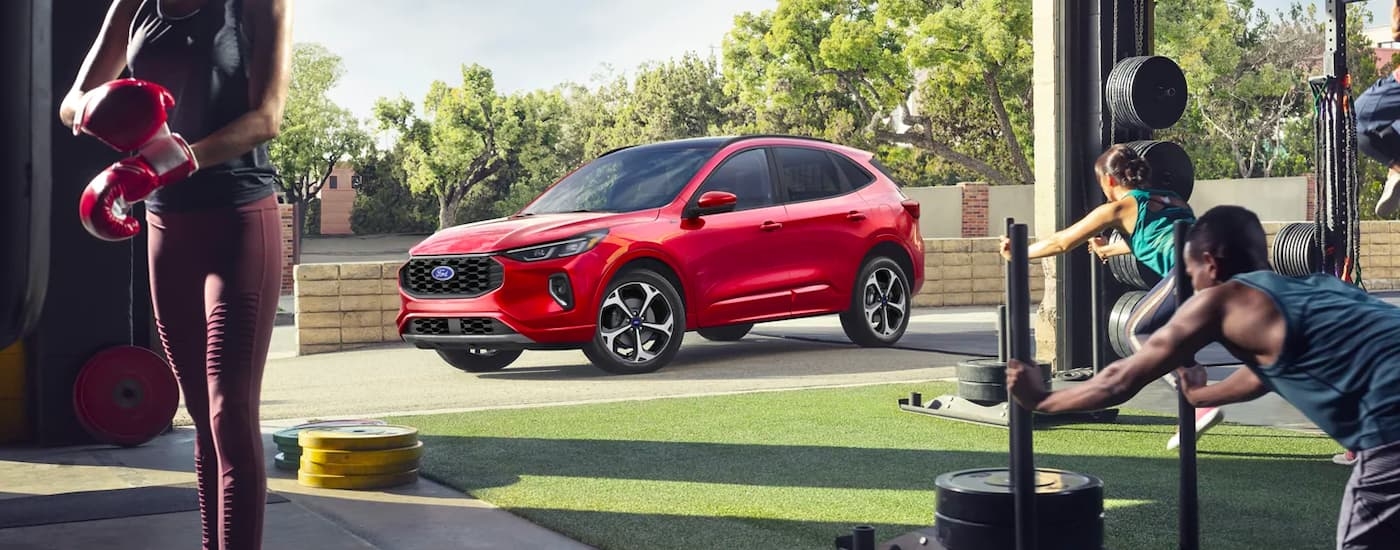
[775, 147, 847, 202]
[831, 153, 874, 190]
[695, 149, 774, 211]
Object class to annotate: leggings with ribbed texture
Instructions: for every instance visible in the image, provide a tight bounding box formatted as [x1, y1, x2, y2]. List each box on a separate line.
[1127, 271, 1189, 386]
[146, 193, 281, 550]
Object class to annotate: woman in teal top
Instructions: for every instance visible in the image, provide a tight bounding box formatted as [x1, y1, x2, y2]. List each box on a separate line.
[998, 144, 1222, 449]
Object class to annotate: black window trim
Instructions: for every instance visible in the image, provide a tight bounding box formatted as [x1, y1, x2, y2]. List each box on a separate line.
[772, 145, 864, 206]
[828, 151, 875, 192]
[684, 146, 783, 215]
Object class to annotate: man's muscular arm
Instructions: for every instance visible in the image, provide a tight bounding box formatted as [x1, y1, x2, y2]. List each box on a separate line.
[1006, 286, 1227, 413]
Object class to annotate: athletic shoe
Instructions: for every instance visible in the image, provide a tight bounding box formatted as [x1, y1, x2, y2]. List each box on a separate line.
[1333, 450, 1357, 466]
[1376, 172, 1400, 217]
[1166, 407, 1224, 450]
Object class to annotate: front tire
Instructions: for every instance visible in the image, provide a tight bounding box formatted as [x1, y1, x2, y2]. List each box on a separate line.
[840, 256, 911, 347]
[436, 348, 523, 372]
[583, 269, 686, 374]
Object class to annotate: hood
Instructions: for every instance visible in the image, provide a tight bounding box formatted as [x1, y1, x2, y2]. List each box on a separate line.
[409, 210, 656, 256]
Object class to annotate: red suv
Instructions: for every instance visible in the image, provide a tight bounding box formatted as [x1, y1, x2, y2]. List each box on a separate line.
[396, 135, 924, 374]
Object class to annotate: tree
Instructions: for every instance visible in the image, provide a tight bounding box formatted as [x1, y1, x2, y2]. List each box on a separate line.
[722, 0, 1034, 186]
[268, 43, 370, 252]
[349, 145, 438, 235]
[375, 64, 565, 228]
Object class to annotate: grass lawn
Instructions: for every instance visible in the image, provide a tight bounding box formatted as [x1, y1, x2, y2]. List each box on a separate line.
[392, 382, 1348, 550]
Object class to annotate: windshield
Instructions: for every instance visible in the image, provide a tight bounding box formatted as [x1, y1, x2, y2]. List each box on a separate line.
[520, 145, 718, 215]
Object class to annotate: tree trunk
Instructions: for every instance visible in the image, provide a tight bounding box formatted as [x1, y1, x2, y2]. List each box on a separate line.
[438, 194, 460, 230]
[983, 70, 1034, 185]
[876, 129, 1020, 185]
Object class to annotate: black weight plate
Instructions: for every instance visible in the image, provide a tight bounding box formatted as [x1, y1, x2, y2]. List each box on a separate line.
[935, 468, 1105, 526]
[274, 451, 299, 472]
[1108, 56, 1188, 130]
[1106, 231, 1161, 289]
[957, 360, 1006, 384]
[1108, 291, 1149, 358]
[1125, 140, 1196, 201]
[1271, 223, 1320, 277]
[957, 380, 1005, 404]
[934, 512, 1104, 550]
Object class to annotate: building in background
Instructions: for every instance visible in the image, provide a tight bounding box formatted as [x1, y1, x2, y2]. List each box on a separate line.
[318, 163, 357, 235]
[1367, 25, 1400, 73]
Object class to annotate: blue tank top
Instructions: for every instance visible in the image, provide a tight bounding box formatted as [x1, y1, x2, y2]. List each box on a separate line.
[1231, 271, 1400, 450]
[1126, 189, 1194, 277]
[126, 0, 278, 213]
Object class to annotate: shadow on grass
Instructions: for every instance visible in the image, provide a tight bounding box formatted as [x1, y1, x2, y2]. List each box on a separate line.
[416, 435, 1349, 550]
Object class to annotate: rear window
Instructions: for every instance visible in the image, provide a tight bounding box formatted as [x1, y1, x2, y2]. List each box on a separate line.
[868, 157, 905, 187]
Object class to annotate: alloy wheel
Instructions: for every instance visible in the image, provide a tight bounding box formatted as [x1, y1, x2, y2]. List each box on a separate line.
[863, 267, 908, 337]
[597, 281, 675, 364]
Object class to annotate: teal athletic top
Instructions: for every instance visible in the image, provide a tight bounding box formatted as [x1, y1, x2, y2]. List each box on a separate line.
[1231, 271, 1400, 451]
[1126, 189, 1195, 277]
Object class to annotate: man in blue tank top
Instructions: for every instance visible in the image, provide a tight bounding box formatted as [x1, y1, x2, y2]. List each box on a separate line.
[1005, 205, 1400, 549]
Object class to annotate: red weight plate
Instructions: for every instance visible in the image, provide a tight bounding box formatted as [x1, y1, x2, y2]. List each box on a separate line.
[72, 346, 179, 447]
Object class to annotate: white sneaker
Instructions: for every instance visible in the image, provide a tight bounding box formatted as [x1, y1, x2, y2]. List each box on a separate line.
[1167, 407, 1224, 450]
[1333, 450, 1357, 465]
[1376, 173, 1400, 217]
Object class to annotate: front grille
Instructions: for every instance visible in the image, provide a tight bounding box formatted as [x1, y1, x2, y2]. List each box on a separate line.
[411, 318, 449, 335]
[401, 256, 504, 297]
[408, 317, 514, 336]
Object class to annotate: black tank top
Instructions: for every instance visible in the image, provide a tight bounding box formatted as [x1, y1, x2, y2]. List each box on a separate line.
[126, 0, 278, 213]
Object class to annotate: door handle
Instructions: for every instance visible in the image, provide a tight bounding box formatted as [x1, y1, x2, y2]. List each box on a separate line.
[760, 221, 783, 232]
[846, 211, 866, 221]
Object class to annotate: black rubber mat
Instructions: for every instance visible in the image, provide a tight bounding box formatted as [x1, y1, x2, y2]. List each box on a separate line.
[0, 483, 288, 529]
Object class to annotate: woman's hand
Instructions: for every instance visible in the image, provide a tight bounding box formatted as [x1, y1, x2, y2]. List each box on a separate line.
[999, 235, 1013, 261]
[1088, 236, 1110, 263]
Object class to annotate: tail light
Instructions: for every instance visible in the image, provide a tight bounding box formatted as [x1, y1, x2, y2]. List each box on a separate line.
[900, 199, 921, 220]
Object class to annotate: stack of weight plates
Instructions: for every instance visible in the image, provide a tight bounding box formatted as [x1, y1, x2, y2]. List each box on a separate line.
[297, 424, 423, 490]
[271, 419, 388, 472]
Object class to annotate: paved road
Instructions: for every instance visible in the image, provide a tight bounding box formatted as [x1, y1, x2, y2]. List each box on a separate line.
[299, 234, 425, 264]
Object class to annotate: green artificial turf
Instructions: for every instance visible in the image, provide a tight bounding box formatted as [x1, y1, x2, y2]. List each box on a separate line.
[393, 383, 1349, 550]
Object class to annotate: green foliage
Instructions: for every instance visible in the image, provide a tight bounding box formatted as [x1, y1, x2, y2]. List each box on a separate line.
[349, 146, 438, 235]
[302, 198, 321, 236]
[268, 43, 371, 240]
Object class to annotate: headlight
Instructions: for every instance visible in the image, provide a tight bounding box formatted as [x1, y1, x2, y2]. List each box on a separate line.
[502, 230, 608, 262]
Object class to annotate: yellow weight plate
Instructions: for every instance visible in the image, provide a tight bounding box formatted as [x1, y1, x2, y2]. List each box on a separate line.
[297, 469, 419, 490]
[300, 456, 420, 476]
[298, 424, 419, 451]
[300, 441, 424, 466]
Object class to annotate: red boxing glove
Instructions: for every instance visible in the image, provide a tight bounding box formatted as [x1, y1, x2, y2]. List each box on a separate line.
[78, 162, 156, 242]
[72, 78, 176, 152]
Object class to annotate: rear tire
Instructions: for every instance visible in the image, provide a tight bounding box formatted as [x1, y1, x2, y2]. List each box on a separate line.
[436, 349, 522, 372]
[583, 268, 686, 374]
[697, 323, 753, 342]
[840, 256, 912, 347]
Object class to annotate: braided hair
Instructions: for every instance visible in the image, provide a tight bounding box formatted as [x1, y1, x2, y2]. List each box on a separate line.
[1094, 144, 1153, 189]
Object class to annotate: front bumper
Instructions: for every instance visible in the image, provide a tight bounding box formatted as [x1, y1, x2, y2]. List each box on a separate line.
[395, 251, 608, 346]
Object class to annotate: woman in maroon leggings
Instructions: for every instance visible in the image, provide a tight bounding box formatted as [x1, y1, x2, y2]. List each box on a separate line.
[59, 1, 291, 548]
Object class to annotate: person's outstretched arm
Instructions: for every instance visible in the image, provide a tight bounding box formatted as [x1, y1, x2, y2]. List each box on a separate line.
[1006, 283, 1225, 413]
[186, 0, 293, 168]
[1001, 200, 1124, 261]
[1177, 365, 1269, 408]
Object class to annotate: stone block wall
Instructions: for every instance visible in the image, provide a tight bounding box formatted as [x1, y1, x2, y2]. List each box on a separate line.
[915, 237, 1045, 307]
[293, 262, 403, 355]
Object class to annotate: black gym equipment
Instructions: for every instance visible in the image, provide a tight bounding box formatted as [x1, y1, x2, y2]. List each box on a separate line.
[1105, 291, 1148, 358]
[3, 0, 168, 445]
[1124, 140, 1195, 200]
[1271, 223, 1323, 277]
[1105, 56, 1189, 131]
[1105, 231, 1161, 290]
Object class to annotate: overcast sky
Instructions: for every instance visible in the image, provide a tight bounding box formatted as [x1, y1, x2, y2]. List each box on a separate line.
[288, 0, 1393, 122]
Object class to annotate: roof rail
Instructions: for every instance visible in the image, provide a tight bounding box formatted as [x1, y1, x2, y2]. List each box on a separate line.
[722, 134, 833, 147]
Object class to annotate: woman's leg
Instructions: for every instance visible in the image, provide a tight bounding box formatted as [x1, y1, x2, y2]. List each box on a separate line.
[1123, 272, 1224, 449]
[147, 209, 218, 550]
[204, 195, 282, 550]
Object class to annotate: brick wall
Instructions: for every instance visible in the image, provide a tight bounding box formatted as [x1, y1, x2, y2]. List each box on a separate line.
[280, 203, 294, 296]
[959, 182, 990, 237]
[293, 262, 402, 355]
[290, 221, 1400, 355]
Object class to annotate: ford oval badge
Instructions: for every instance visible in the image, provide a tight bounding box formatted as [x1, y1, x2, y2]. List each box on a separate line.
[430, 266, 456, 281]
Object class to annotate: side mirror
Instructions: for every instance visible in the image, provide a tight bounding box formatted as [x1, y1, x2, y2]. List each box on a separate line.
[686, 191, 738, 219]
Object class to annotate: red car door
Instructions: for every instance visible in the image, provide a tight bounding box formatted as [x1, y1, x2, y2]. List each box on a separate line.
[670, 147, 795, 328]
[770, 146, 873, 316]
